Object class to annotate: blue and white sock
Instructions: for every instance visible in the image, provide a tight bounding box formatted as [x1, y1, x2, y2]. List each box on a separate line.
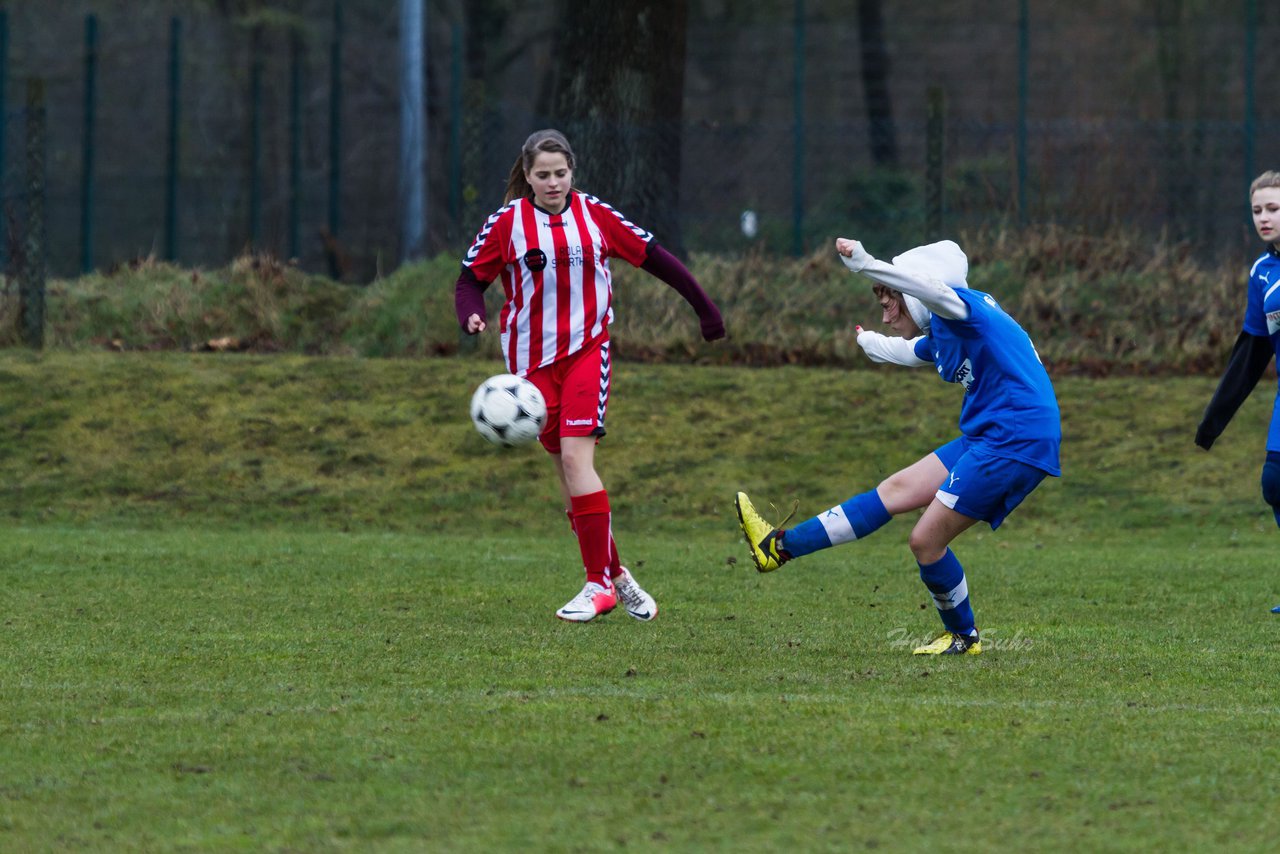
[780, 490, 891, 558]
[919, 548, 977, 637]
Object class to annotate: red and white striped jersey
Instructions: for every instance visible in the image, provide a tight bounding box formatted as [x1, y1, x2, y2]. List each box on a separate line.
[462, 191, 652, 377]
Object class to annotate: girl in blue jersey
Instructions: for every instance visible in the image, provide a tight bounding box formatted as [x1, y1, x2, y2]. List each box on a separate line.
[736, 238, 1061, 655]
[1196, 170, 1280, 612]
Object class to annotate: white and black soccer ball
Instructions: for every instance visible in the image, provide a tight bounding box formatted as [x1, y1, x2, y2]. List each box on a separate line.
[469, 374, 547, 447]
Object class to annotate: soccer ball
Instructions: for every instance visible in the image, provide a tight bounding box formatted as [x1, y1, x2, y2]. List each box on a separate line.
[469, 374, 547, 447]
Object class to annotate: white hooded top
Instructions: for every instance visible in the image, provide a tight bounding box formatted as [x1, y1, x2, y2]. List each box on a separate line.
[844, 239, 971, 366]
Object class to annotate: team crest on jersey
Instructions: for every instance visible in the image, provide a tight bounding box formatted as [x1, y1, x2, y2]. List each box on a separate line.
[524, 248, 548, 272]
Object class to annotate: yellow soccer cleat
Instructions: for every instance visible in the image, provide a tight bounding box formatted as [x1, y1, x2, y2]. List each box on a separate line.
[912, 631, 982, 655]
[734, 492, 794, 573]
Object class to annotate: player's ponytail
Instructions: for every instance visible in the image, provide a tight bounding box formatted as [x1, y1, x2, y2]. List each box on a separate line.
[502, 157, 531, 205]
[503, 129, 577, 205]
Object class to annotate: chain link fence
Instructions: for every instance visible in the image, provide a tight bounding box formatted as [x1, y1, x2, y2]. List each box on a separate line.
[1, 1, 1278, 286]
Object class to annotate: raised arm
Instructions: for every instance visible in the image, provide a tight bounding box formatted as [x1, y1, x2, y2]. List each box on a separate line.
[836, 238, 968, 320]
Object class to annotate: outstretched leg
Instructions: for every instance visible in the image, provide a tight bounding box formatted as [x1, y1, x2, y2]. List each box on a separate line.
[735, 451, 947, 572]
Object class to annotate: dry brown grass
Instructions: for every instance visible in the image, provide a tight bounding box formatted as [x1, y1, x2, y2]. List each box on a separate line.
[1, 233, 1264, 376]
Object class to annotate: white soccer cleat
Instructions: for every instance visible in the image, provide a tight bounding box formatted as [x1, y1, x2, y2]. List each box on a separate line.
[614, 568, 658, 622]
[555, 581, 617, 622]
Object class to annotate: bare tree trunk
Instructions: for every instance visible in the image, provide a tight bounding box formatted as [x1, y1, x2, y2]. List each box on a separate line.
[543, 0, 689, 255]
[858, 0, 898, 168]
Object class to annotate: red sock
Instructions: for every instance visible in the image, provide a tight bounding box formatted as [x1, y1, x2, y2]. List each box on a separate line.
[570, 490, 613, 588]
[567, 508, 623, 580]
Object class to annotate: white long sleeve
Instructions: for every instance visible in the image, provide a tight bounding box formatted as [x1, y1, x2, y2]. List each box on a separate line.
[856, 330, 932, 367]
[839, 240, 969, 321]
[858, 258, 968, 320]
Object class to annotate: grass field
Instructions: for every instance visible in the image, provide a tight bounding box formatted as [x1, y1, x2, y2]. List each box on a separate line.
[2, 350, 1279, 850]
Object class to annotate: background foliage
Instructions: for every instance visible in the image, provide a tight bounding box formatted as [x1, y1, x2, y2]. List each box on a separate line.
[0, 226, 1258, 375]
[2, 0, 1278, 280]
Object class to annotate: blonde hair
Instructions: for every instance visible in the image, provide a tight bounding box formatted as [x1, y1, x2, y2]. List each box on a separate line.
[1249, 170, 1280, 198]
[503, 129, 577, 205]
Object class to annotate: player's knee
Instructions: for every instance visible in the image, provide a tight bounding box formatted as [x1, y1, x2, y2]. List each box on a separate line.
[907, 528, 945, 565]
[1261, 458, 1280, 509]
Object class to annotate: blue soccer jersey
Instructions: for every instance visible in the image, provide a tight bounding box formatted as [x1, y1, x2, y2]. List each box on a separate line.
[912, 288, 1061, 475]
[1242, 249, 1280, 451]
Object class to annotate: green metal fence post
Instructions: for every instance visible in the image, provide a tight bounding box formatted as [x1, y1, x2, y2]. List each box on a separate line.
[0, 11, 8, 273]
[1017, 0, 1028, 226]
[926, 86, 945, 240]
[1243, 0, 1256, 195]
[165, 17, 182, 262]
[792, 0, 805, 257]
[449, 22, 461, 239]
[327, 0, 343, 278]
[289, 30, 302, 260]
[80, 13, 98, 273]
[21, 78, 46, 349]
[249, 26, 263, 249]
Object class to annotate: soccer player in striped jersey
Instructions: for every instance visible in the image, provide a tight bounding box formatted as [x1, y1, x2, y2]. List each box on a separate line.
[736, 238, 1061, 655]
[455, 129, 725, 623]
[1196, 170, 1280, 613]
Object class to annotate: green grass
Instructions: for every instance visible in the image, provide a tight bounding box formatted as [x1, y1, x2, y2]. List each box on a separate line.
[2, 351, 1279, 850]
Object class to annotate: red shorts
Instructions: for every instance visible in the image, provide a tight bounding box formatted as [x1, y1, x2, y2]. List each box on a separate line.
[524, 335, 612, 454]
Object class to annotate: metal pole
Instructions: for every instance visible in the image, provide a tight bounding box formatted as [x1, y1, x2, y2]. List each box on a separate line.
[249, 26, 263, 248]
[449, 22, 461, 236]
[289, 30, 302, 260]
[1243, 0, 1256, 193]
[926, 86, 945, 240]
[0, 11, 12, 272]
[1017, 0, 1029, 226]
[165, 17, 181, 262]
[327, 0, 343, 277]
[22, 78, 46, 349]
[398, 0, 425, 263]
[792, 0, 805, 257]
[80, 14, 98, 273]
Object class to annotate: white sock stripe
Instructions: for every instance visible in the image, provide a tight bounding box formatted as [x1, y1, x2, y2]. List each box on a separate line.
[930, 575, 969, 610]
[817, 505, 856, 545]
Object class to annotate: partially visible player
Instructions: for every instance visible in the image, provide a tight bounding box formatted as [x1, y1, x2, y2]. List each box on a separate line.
[736, 238, 1061, 654]
[455, 129, 725, 622]
[1195, 170, 1280, 613]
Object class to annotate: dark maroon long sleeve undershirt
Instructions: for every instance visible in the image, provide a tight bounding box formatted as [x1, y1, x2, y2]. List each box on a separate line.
[641, 243, 725, 342]
[454, 265, 487, 330]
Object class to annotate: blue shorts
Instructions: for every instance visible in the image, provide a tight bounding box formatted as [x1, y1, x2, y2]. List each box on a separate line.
[932, 437, 1047, 530]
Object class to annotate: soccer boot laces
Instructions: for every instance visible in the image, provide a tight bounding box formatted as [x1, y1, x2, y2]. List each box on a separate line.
[613, 567, 658, 622]
[912, 630, 982, 655]
[555, 581, 617, 622]
[734, 492, 796, 573]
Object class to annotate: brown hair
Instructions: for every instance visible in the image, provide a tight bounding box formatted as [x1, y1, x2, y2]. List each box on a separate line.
[1249, 170, 1280, 198]
[871, 283, 905, 305]
[503, 129, 577, 204]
